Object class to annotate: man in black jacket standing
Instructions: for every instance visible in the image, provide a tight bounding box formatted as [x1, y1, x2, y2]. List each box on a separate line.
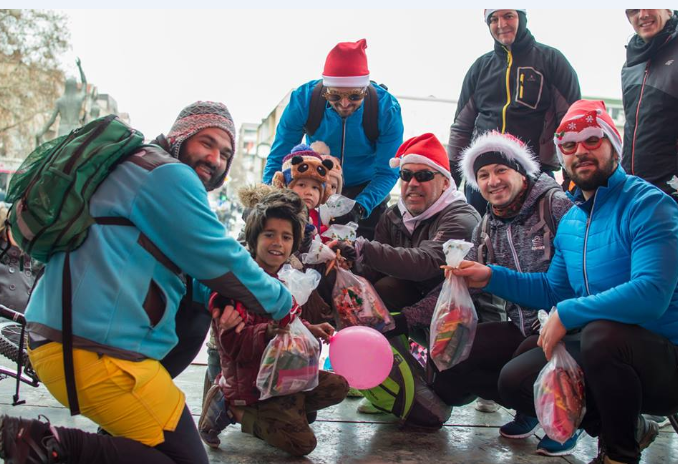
[622, 9, 678, 199]
[449, 9, 581, 215]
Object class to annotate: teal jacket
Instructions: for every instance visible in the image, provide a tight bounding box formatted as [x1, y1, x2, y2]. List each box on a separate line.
[486, 166, 678, 344]
[26, 148, 292, 360]
[262, 79, 403, 215]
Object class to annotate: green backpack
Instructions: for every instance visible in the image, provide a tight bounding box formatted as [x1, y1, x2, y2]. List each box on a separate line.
[361, 336, 451, 429]
[6, 114, 145, 263]
[4, 115, 146, 416]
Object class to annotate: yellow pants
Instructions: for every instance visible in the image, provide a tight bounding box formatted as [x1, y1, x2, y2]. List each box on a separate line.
[28, 342, 185, 447]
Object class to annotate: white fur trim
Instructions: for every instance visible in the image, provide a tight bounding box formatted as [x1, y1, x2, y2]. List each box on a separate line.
[322, 75, 370, 87]
[399, 154, 451, 179]
[460, 132, 540, 189]
[556, 127, 603, 143]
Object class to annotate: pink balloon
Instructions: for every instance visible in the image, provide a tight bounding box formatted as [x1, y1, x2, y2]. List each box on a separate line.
[329, 326, 393, 389]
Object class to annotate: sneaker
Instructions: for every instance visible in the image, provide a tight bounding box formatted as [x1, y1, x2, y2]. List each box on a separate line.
[499, 412, 540, 439]
[536, 429, 583, 456]
[346, 387, 364, 398]
[356, 398, 385, 415]
[643, 414, 669, 429]
[637, 415, 659, 451]
[0, 414, 67, 463]
[474, 398, 500, 413]
[198, 385, 235, 449]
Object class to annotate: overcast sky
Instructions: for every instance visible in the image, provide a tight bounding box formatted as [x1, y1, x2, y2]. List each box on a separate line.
[59, 9, 635, 140]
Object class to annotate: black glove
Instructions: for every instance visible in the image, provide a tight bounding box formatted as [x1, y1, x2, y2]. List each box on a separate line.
[382, 313, 409, 339]
[331, 202, 366, 225]
[332, 241, 357, 262]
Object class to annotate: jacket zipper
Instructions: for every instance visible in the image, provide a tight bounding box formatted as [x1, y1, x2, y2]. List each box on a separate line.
[501, 47, 513, 134]
[583, 192, 598, 296]
[506, 224, 526, 335]
[340, 117, 347, 167]
[630, 63, 650, 175]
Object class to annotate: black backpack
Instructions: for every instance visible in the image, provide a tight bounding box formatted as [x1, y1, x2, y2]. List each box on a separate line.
[303, 81, 386, 145]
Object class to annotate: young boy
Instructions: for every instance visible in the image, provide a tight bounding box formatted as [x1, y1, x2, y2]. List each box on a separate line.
[310, 140, 343, 197]
[199, 190, 349, 456]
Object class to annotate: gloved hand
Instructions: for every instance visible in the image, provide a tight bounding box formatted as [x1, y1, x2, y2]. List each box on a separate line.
[331, 202, 366, 225]
[332, 241, 357, 263]
[382, 313, 409, 339]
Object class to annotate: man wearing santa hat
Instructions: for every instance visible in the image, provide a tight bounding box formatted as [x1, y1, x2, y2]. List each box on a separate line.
[452, 100, 678, 464]
[448, 9, 581, 216]
[262, 39, 404, 240]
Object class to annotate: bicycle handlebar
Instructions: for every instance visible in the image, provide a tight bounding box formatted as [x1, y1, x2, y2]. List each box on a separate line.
[0, 304, 26, 325]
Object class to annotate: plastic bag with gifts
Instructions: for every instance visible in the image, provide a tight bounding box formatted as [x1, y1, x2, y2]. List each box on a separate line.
[319, 194, 356, 226]
[301, 235, 337, 265]
[321, 221, 359, 242]
[533, 310, 586, 444]
[429, 239, 478, 371]
[331, 266, 395, 333]
[256, 317, 320, 400]
[277, 264, 321, 306]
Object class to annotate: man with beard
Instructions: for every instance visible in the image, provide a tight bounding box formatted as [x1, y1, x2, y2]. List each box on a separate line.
[452, 100, 678, 464]
[622, 9, 678, 199]
[449, 9, 581, 215]
[0, 102, 292, 464]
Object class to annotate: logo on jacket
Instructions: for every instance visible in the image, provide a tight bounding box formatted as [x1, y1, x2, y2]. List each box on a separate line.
[531, 235, 545, 251]
[666, 60, 675, 66]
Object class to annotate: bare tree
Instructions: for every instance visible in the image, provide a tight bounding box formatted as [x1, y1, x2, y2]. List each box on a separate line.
[0, 9, 69, 158]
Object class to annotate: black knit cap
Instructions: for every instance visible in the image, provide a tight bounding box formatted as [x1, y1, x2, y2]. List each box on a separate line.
[473, 151, 528, 178]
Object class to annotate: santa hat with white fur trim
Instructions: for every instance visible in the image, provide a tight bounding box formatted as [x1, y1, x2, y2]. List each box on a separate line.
[460, 131, 540, 190]
[389, 133, 451, 179]
[322, 39, 370, 88]
[554, 100, 622, 164]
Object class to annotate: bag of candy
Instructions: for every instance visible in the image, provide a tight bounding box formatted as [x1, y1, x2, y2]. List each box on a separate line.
[256, 266, 322, 399]
[429, 239, 478, 371]
[321, 221, 359, 242]
[331, 266, 395, 333]
[533, 310, 586, 444]
[319, 194, 356, 226]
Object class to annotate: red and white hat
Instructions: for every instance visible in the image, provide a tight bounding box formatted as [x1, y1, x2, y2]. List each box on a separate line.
[322, 39, 370, 88]
[554, 100, 622, 163]
[389, 133, 451, 179]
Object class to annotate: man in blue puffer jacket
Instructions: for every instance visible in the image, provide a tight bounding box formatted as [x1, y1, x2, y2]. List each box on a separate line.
[262, 39, 403, 240]
[452, 100, 678, 464]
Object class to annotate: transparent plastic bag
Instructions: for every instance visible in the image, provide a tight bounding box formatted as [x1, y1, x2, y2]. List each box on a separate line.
[321, 221, 359, 242]
[429, 240, 478, 371]
[331, 266, 395, 333]
[533, 310, 586, 444]
[277, 264, 321, 306]
[319, 194, 356, 226]
[301, 235, 337, 265]
[256, 317, 320, 400]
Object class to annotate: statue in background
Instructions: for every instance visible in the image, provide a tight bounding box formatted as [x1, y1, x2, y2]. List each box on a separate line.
[36, 58, 88, 145]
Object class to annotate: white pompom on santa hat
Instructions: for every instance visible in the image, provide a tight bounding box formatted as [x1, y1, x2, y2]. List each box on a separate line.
[460, 131, 540, 190]
[389, 133, 451, 179]
[322, 39, 370, 88]
[554, 99, 623, 163]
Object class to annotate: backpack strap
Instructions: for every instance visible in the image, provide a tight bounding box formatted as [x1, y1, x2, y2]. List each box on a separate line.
[62, 251, 79, 415]
[476, 213, 494, 265]
[540, 188, 557, 237]
[303, 82, 326, 137]
[362, 84, 380, 144]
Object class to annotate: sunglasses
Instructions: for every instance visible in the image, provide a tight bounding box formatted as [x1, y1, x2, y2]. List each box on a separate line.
[399, 170, 441, 183]
[323, 90, 366, 103]
[558, 136, 605, 155]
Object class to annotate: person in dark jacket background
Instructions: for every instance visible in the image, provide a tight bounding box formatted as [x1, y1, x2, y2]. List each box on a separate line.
[448, 9, 581, 215]
[622, 9, 678, 198]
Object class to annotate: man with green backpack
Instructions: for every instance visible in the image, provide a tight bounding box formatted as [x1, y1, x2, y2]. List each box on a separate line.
[0, 101, 293, 464]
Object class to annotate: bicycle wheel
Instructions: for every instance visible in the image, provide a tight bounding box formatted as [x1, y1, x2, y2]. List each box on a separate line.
[0, 320, 36, 381]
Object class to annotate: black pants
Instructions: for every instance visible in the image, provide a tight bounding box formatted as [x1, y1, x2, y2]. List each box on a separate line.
[433, 321, 526, 406]
[57, 406, 208, 464]
[498, 320, 678, 464]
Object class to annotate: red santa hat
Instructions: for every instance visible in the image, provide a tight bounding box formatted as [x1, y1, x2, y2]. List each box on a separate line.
[322, 39, 370, 88]
[554, 100, 622, 164]
[389, 133, 451, 179]
[460, 131, 540, 190]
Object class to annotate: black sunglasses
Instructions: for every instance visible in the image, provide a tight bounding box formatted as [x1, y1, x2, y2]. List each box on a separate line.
[399, 170, 440, 183]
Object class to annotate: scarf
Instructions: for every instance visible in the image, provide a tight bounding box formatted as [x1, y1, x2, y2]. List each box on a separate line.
[397, 185, 467, 234]
[626, 13, 678, 67]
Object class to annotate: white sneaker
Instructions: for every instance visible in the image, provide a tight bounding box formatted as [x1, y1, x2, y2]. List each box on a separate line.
[474, 398, 500, 413]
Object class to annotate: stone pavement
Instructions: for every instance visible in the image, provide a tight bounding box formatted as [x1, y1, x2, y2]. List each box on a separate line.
[0, 364, 676, 463]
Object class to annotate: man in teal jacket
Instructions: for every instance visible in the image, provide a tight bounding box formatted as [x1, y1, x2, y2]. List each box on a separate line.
[262, 39, 403, 239]
[0, 102, 292, 464]
[452, 100, 678, 464]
